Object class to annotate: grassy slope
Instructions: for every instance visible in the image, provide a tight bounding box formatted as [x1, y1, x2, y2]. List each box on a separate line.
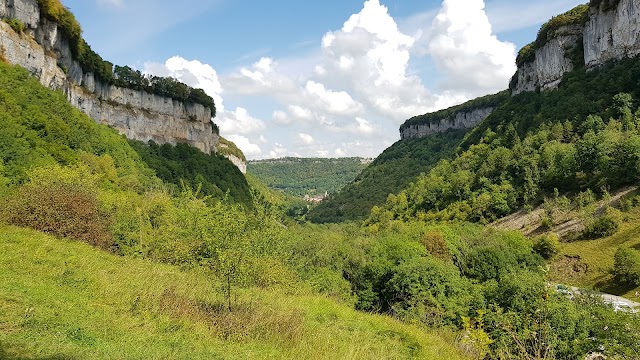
[0, 226, 467, 360]
[551, 206, 640, 299]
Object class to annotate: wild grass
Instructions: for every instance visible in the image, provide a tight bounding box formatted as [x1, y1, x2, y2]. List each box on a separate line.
[0, 226, 467, 359]
[551, 205, 640, 298]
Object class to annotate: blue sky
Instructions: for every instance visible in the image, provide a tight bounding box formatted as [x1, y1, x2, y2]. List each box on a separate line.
[63, 0, 585, 159]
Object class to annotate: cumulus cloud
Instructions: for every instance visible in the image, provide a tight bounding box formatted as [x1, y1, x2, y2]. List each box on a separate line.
[428, 0, 516, 93]
[217, 107, 266, 136]
[144, 56, 225, 112]
[298, 133, 315, 145]
[224, 57, 297, 96]
[226, 135, 262, 157]
[144, 0, 521, 159]
[144, 56, 268, 158]
[317, 0, 439, 122]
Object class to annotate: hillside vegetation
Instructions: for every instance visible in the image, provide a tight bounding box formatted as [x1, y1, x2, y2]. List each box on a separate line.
[0, 226, 465, 360]
[308, 130, 467, 223]
[248, 157, 370, 198]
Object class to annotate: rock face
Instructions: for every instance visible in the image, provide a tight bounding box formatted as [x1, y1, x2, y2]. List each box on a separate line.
[224, 155, 247, 174]
[0, 1, 219, 154]
[511, 25, 583, 95]
[400, 107, 494, 140]
[514, 0, 640, 94]
[584, 0, 640, 68]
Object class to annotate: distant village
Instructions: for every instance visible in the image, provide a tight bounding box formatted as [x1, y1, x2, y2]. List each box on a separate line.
[304, 192, 329, 203]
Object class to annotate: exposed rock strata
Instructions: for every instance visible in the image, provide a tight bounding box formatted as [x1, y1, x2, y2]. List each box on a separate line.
[0, 1, 218, 154]
[400, 107, 494, 140]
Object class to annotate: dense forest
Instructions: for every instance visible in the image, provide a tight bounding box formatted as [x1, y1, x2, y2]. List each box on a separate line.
[247, 157, 370, 198]
[307, 130, 467, 223]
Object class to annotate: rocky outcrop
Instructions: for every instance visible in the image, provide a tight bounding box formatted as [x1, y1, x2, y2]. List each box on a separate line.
[400, 107, 494, 140]
[584, 0, 640, 68]
[224, 155, 247, 174]
[511, 25, 583, 95]
[513, 0, 640, 95]
[0, 1, 219, 154]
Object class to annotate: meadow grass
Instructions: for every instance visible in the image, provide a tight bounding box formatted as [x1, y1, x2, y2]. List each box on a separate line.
[0, 226, 467, 359]
[551, 207, 640, 298]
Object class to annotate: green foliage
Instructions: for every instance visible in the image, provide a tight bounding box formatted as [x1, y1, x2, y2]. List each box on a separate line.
[308, 130, 467, 223]
[400, 91, 509, 131]
[3, 18, 25, 33]
[533, 233, 560, 259]
[217, 136, 246, 162]
[370, 83, 640, 225]
[515, 42, 536, 66]
[248, 157, 369, 199]
[0, 62, 155, 188]
[129, 140, 252, 207]
[583, 216, 619, 239]
[1, 164, 113, 249]
[467, 57, 640, 148]
[613, 247, 640, 286]
[535, 4, 589, 49]
[0, 226, 468, 359]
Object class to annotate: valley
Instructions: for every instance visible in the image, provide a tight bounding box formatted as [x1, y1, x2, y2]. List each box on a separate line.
[1, 0, 640, 359]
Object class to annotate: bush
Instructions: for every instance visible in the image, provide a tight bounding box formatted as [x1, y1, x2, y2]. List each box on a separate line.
[1, 166, 113, 249]
[582, 216, 619, 239]
[3, 18, 25, 33]
[613, 248, 640, 286]
[533, 233, 560, 259]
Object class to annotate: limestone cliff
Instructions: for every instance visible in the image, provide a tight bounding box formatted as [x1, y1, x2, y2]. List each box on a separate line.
[399, 91, 508, 140]
[513, 0, 640, 95]
[0, 0, 219, 154]
[217, 137, 247, 174]
[400, 107, 494, 140]
[511, 25, 583, 95]
[584, 0, 640, 68]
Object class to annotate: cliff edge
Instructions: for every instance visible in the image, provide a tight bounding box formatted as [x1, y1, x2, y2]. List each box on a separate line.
[0, 0, 219, 154]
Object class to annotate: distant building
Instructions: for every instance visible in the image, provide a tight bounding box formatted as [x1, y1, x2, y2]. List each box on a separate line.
[304, 192, 328, 203]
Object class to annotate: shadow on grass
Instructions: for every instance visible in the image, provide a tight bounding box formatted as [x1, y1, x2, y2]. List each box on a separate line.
[0, 342, 77, 360]
[595, 278, 638, 296]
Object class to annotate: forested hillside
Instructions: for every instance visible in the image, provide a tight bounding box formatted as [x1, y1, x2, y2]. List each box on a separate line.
[307, 130, 467, 223]
[369, 57, 640, 225]
[248, 157, 370, 198]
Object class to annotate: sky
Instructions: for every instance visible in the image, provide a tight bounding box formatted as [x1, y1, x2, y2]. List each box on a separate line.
[63, 0, 585, 159]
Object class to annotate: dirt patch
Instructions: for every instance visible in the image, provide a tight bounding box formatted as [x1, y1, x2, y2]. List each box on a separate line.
[550, 255, 588, 283]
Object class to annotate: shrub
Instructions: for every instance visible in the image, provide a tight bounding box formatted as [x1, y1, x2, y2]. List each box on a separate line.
[582, 216, 619, 239]
[613, 248, 640, 286]
[421, 231, 451, 262]
[0, 165, 113, 249]
[533, 233, 560, 259]
[3, 18, 25, 33]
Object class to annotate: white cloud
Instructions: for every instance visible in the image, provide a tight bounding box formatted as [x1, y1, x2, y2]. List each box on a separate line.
[216, 107, 266, 136]
[298, 133, 315, 145]
[144, 56, 225, 112]
[269, 143, 291, 158]
[226, 135, 262, 157]
[224, 57, 297, 96]
[318, 0, 438, 122]
[427, 0, 516, 93]
[143, 0, 525, 159]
